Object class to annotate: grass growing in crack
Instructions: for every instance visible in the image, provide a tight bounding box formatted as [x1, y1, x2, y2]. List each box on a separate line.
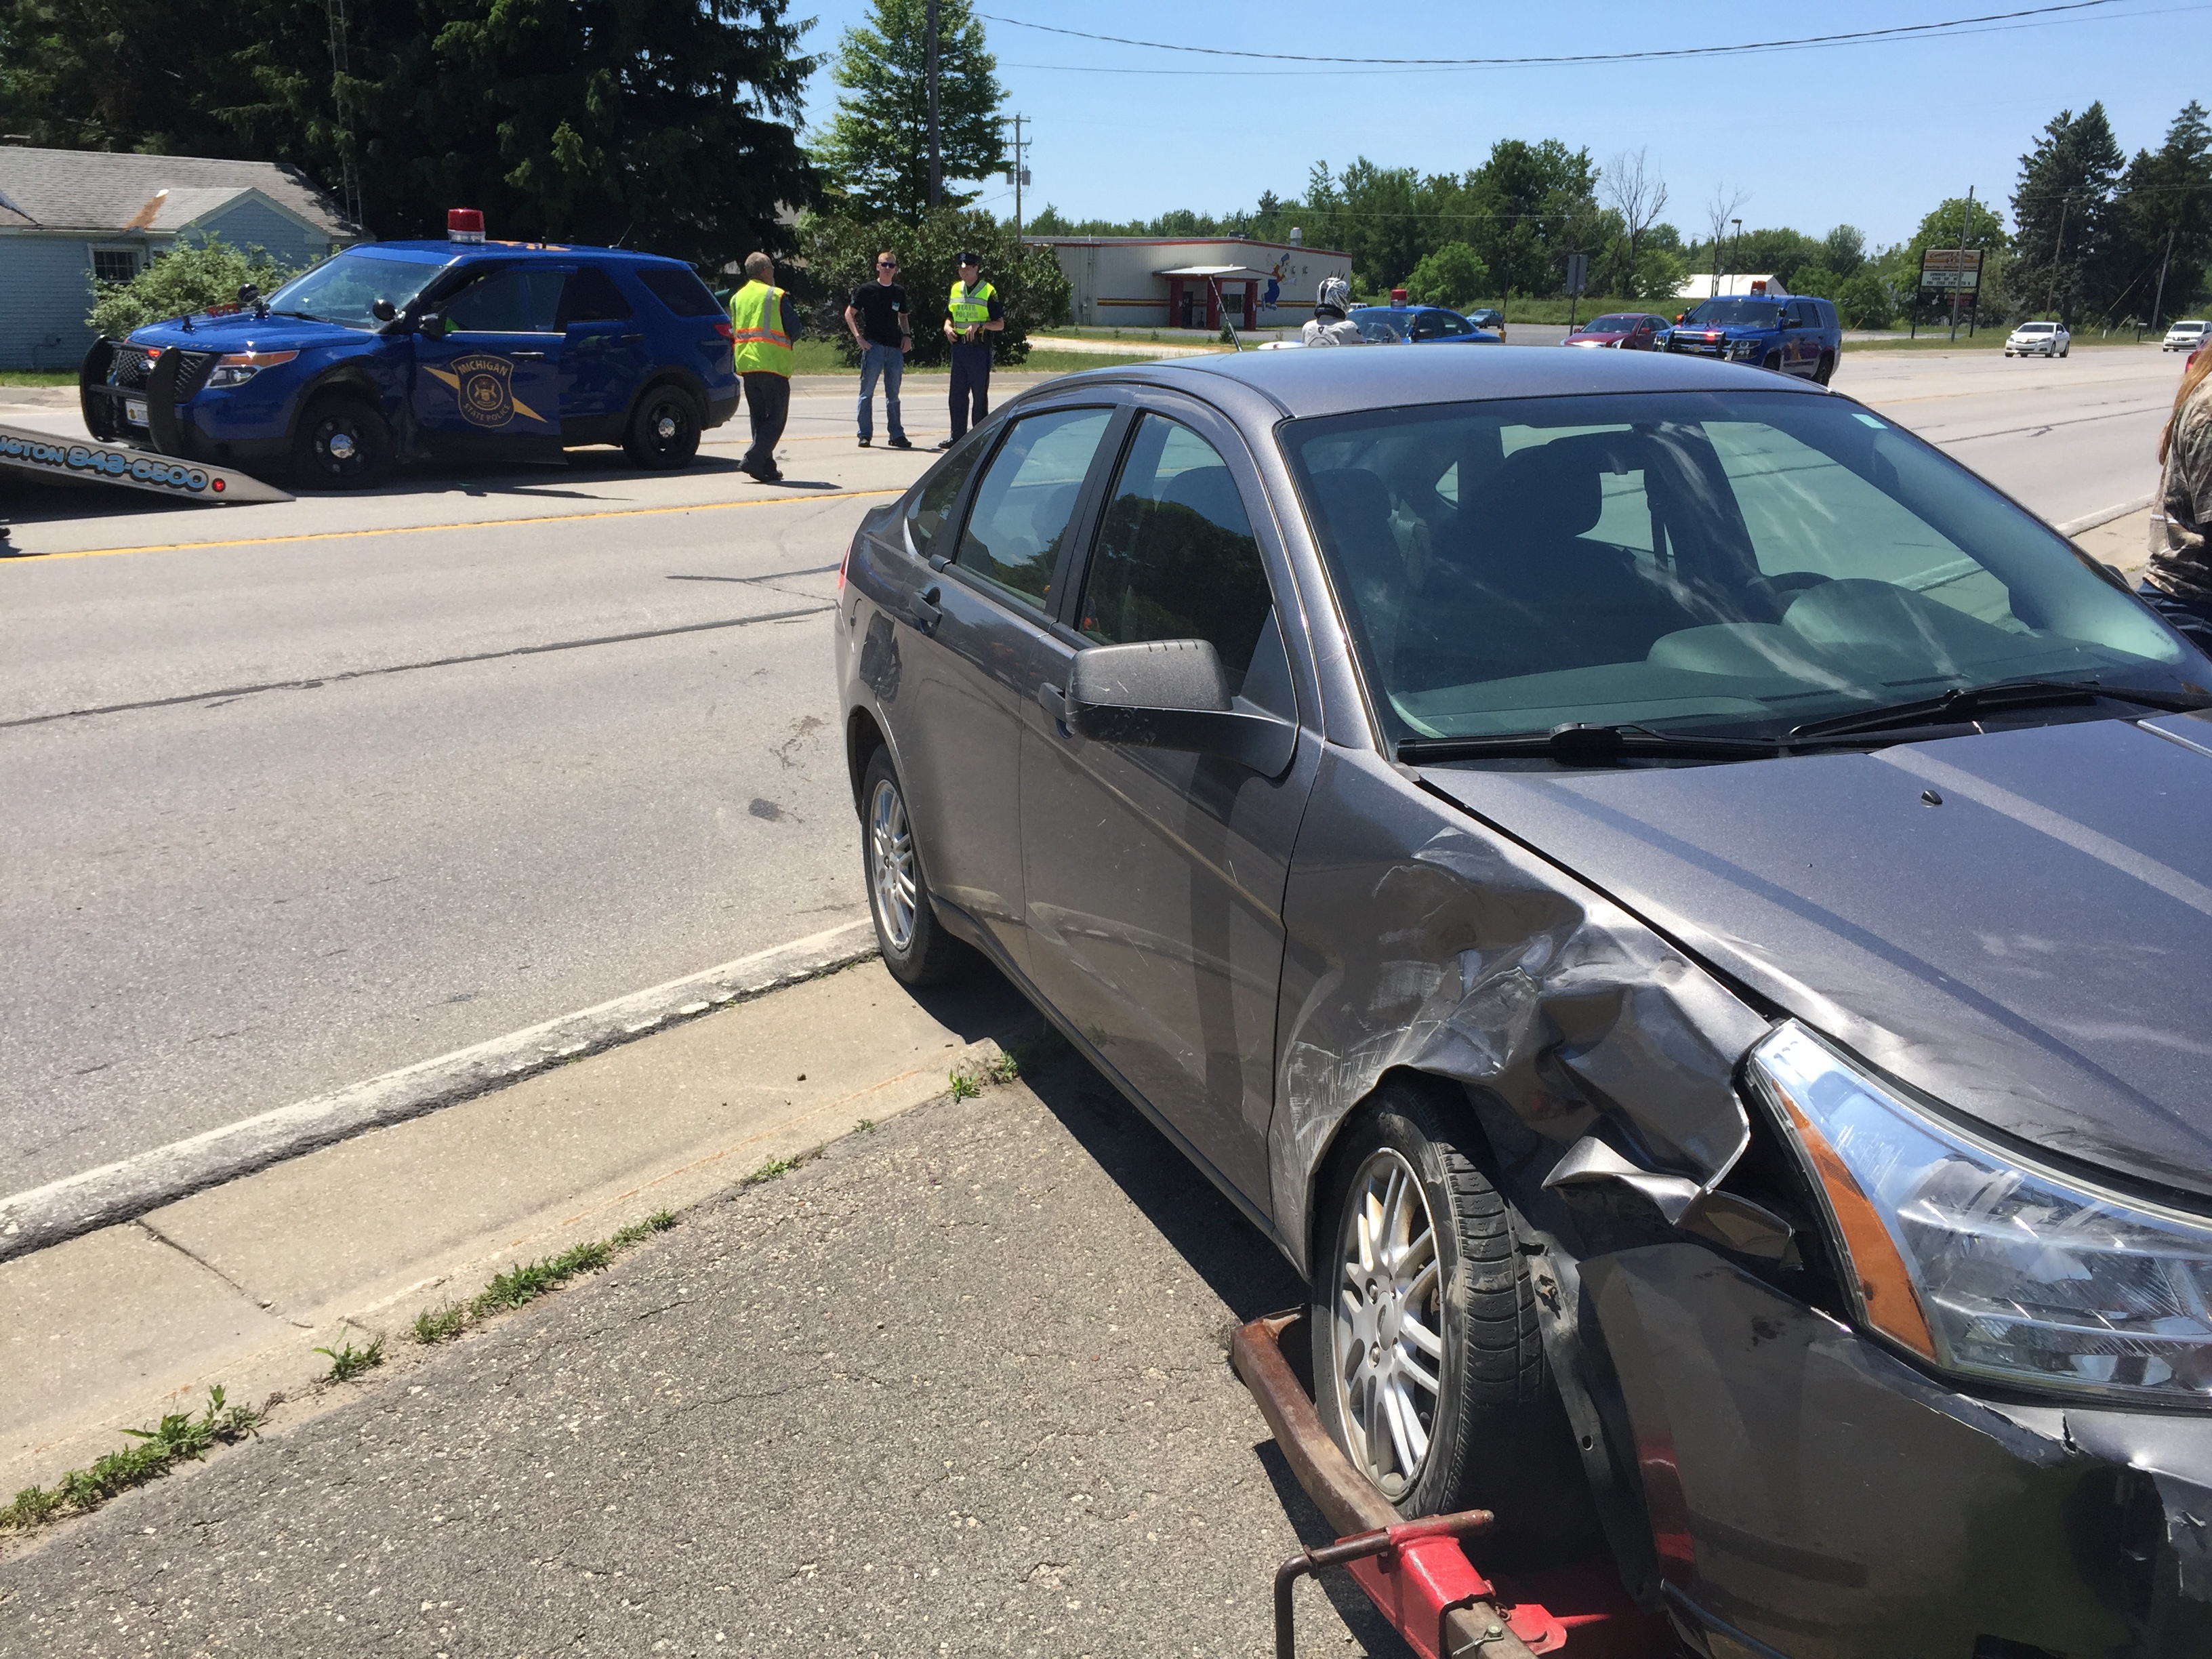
[948, 1069, 981, 1101]
[1, 1387, 266, 1532]
[412, 1209, 677, 1345]
[951, 1038, 1052, 1099]
[747, 1153, 803, 1183]
[315, 1334, 385, 1382]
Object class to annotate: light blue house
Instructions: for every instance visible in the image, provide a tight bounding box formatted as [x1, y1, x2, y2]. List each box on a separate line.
[0, 147, 361, 370]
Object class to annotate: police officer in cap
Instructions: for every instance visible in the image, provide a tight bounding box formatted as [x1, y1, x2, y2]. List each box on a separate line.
[940, 251, 1004, 449]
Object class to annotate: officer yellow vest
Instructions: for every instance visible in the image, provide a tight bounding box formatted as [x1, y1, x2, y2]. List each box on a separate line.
[729, 281, 792, 375]
[947, 279, 996, 331]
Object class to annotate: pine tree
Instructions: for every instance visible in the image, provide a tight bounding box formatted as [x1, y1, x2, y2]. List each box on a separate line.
[813, 0, 1006, 222]
[2010, 103, 2125, 324]
[2112, 101, 2212, 325]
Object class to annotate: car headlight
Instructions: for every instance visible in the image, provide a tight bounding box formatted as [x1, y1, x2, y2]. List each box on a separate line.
[1729, 340, 1759, 361]
[206, 349, 298, 388]
[1750, 1020, 2212, 1404]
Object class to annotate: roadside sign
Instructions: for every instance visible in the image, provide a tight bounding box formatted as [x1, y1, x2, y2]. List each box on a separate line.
[0, 423, 293, 504]
[1919, 248, 1983, 293]
[1564, 253, 1589, 297]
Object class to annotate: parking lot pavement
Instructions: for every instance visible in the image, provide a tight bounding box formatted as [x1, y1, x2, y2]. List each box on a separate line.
[0, 1050, 1408, 1659]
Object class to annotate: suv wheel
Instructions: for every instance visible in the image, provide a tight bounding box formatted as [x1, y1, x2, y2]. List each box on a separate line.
[859, 747, 976, 987]
[626, 384, 702, 469]
[291, 394, 392, 489]
[1814, 350, 1835, 386]
[1311, 1083, 1598, 1554]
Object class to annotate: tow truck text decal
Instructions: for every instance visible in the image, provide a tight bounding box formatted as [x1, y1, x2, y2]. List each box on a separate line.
[0, 434, 213, 494]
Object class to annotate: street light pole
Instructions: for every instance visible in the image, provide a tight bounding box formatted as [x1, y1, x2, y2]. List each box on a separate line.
[926, 0, 941, 211]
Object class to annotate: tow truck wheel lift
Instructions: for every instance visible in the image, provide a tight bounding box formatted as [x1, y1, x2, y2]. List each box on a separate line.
[1233, 1311, 1673, 1659]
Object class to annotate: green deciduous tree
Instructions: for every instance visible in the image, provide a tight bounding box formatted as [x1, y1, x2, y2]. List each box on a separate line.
[801, 206, 1065, 367]
[1404, 242, 1490, 308]
[85, 234, 300, 336]
[1, 0, 819, 273]
[1836, 271, 1893, 329]
[812, 0, 1006, 221]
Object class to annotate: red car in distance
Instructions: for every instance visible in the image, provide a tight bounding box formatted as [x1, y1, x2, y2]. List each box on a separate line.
[1563, 311, 1672, 349]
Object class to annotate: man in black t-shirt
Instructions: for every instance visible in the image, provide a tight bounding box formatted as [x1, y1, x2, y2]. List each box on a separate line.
[845, 252, 913, 449]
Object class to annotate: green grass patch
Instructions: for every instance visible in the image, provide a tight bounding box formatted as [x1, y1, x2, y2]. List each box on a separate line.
[315, 1333, 385, 1382]
[1, 1386, 266, 1532]
[413, 1208, 677, 1344]
[747, 1153, 803, 1183]
[0, 370, 76, 387]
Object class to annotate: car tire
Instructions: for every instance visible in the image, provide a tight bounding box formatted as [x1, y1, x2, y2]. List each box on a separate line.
[625, 384, 702, 469]
[859, 745, 977, 988]
[291, 394, 392, 489]
[1311, 1083, 1599, 1555]
[1814, 351, 1836, 386]
[2060, 344, 2070, 358]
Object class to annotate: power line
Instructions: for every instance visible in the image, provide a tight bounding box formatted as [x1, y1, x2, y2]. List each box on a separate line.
[977, 0, 2128, 68]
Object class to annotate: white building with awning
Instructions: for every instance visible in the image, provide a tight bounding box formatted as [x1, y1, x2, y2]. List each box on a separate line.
[1029, 235, 1353, 332]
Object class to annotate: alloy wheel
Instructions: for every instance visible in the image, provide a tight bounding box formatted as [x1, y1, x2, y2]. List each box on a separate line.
[1332, 1148, 1445, 1497]
[868, 777, 918, 954]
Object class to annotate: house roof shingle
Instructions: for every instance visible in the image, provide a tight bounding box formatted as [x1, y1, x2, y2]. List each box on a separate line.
[0, 147, 357, 237]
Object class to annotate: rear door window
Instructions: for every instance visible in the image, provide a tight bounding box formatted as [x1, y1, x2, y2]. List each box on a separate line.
[558, 266, 633, 325]
[905, 435, 989, 562]
[1078, 413, 1277, 695]
[956, 407, 1115, 611]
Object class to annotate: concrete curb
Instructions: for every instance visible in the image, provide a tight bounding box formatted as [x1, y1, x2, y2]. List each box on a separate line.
[2057, 496, 2154, 537]
[0, 919, 879, 1265]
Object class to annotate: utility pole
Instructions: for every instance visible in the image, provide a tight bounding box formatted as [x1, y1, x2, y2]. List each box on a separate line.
[1002, 112, 1029, 237]
[1949, 186, 1972, 344]
[926, 0, 941, 211]
[323, 0, 363, 229]
[1730, 217, 1742, 295]
[2048, 192, 2070, 321]
[2151, 223, 2176, 334]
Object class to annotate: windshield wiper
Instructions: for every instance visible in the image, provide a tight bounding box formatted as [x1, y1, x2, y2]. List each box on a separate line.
[1790, 678, 2212, 741]
[1398, 723, 1785, 765]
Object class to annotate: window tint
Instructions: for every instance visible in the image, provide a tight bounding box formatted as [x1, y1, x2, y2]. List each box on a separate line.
[906, 433, 989, 562]
[636, 263, 722, 317]
[444, 268, 564, 333]
[559, 266, 633, 325]
[1078, 414, 1275, 693]
[1435, 311, 1474, 336]
[956, 408, 1112, 608]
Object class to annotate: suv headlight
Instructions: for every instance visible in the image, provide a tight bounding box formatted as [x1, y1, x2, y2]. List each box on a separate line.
[1750, 1021, 2212, 1404]
[206, 349, 298, 388]
[1729, 339, 1759, 360]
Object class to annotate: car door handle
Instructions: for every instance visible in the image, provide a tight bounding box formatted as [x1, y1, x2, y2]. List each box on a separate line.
[1039, 682, 1071, 736]
[908, 586, 941, 635]
[619, 333, 644, 344]
[510, 350, 547, 360]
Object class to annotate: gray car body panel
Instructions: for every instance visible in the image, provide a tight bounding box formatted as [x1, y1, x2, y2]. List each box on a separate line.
[835, 346, 2212, 1654]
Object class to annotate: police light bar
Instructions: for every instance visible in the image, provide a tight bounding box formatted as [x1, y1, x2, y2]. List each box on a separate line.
[448, 208, 485, 243]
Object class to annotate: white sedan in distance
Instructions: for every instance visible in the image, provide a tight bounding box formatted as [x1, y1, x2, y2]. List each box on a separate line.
[2164, 319, 2208, 352]
[2006, 320, 2071, 358]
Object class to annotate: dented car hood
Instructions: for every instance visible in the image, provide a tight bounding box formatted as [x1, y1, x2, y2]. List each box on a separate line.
[1416, 712, 2212, 1202]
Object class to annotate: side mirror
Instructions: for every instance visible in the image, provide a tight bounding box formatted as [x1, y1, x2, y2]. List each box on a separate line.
[371, 297, 397, 323]
[237, 283, 258, 305]
[1062, 639, 1296, 777]
[418, 312, 448, 342]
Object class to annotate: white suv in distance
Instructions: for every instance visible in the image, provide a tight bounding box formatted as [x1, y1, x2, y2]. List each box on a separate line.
[2005, 320, 2070, 358]
[2164, 319, 2209, 352]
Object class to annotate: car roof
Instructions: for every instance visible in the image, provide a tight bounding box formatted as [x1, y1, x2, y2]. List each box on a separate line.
[1067, 340, 1832, 419]
[367, 240, 695, 268]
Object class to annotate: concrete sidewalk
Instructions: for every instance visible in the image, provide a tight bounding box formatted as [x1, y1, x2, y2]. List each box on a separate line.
[1, 956, 1040, 1504]
[0, 1047, 1402, 1658]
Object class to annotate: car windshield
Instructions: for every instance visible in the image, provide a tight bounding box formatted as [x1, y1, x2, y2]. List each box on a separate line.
[266, 251, 447, 329]
[1683, 299, 1782, 327]
[1583, 315, 1638, 333]
[1353, 312, 1410, 342]
[2018, 322, 2055, 332]
[1282, 390, 2203, 747]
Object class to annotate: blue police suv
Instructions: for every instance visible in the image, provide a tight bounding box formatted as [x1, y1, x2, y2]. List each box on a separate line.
[1662, 291, 1841, 384]
[81, 212, 739, 488]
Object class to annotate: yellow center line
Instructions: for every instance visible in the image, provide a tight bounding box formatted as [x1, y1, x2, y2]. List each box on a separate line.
[4, 487, 904, 565]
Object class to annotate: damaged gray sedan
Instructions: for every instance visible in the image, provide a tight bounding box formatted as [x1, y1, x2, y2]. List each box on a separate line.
[832, 344, 2212, 1656]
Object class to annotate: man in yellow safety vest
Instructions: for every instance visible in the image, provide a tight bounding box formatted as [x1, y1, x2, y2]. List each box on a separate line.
[729, 251, 800, 482]
[938, 251, 1003, 449]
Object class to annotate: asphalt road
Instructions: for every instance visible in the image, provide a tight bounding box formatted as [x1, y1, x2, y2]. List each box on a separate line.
[0, 1057, 1412, 1659]
[0, 343, 2190, 1195]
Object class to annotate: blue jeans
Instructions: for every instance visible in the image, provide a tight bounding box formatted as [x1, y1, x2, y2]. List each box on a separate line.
[2139, 579, 2212, 652]
[857, 343, 905, 443]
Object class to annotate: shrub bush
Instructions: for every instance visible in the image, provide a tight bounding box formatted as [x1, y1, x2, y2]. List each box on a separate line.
[87, 235, 302, 339]
[800, 207, 1070, 369]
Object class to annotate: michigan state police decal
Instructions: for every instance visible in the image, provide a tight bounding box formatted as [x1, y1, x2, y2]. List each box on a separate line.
[426, 355, 547, 428]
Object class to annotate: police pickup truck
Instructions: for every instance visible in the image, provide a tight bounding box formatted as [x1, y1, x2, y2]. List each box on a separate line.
[1662, 292, 1840, 384]
[81, 211, 739, 488]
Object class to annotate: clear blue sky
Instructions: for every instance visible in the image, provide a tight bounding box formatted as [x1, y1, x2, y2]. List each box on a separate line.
[791, 0, 2211, 251]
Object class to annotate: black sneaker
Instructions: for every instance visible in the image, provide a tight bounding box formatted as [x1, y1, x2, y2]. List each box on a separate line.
[934, 438, 955, 451]
[886, 436, 913, 451]
[857, 436, 871, 448]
